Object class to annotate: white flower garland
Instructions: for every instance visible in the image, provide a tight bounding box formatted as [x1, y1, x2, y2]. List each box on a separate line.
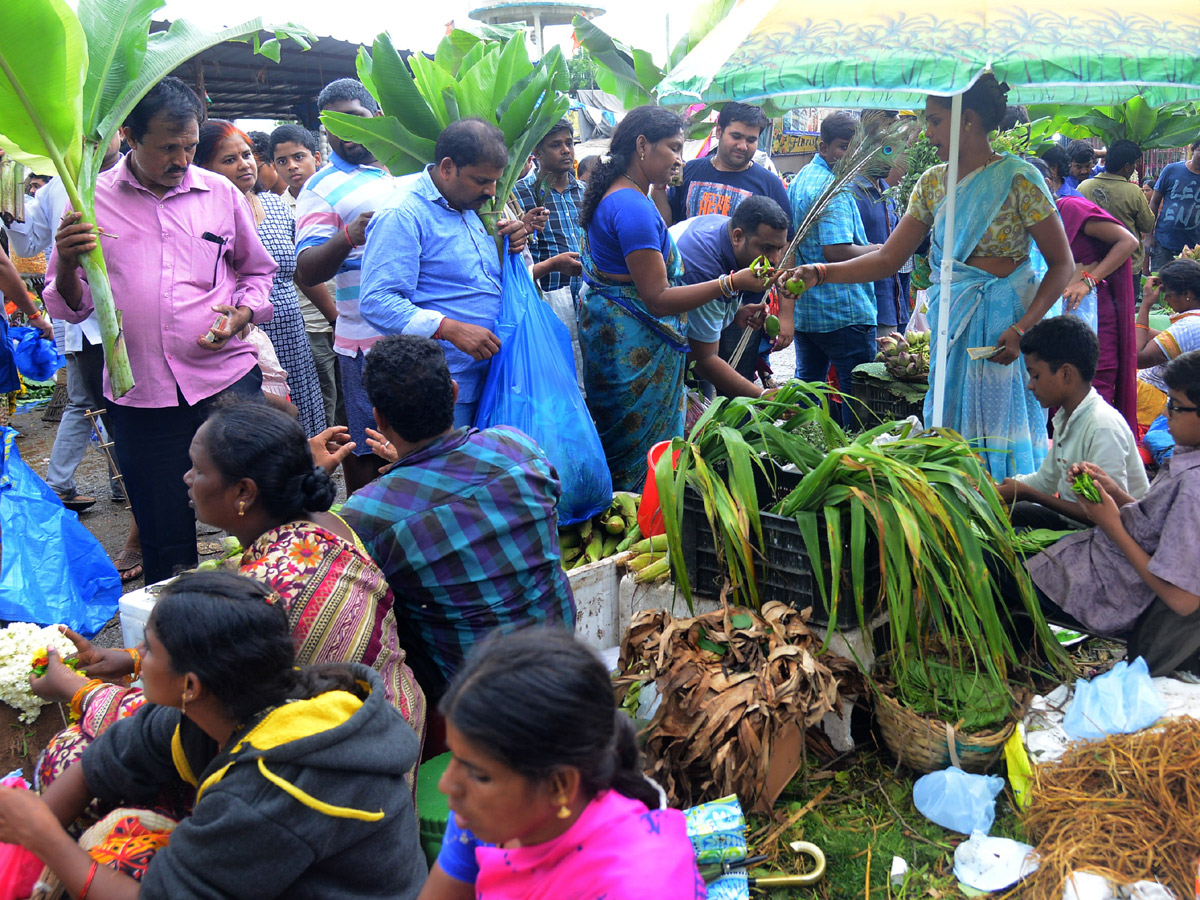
[0, 622, 77, 723]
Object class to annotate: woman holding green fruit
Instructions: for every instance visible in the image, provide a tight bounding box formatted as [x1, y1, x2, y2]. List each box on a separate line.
[31, 403, 426, 790]
[576, 105, 778, 491]
[784, 75, 1074, 479]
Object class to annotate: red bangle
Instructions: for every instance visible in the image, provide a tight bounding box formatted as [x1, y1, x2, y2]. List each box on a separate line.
[433, 320, 444, 341]
[343, 224, 358, 249]
[79, 861, 99, 900]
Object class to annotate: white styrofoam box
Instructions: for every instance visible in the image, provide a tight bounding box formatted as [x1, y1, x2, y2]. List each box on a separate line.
[569, 553, 630, 651]
[119, 580, 170, 648]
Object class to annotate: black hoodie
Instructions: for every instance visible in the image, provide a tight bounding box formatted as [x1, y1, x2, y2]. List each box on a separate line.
[82, 664, 424, 900]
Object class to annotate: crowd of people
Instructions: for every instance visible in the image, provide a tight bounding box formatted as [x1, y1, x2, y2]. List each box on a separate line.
[1, 60, 1200, 897]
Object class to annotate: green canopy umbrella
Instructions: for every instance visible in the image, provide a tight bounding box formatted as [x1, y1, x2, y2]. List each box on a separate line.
[657, 0, 1200, 424]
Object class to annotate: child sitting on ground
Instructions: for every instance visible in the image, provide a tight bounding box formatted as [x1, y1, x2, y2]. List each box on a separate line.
[1026, 350, 1200, 676]
[998, 315, 1149, 528]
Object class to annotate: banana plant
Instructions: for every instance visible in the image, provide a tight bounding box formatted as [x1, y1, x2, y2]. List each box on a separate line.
[320, 29, 569, 260]
[1028, 98, 1200, 150]
[0, 0, 311, 397]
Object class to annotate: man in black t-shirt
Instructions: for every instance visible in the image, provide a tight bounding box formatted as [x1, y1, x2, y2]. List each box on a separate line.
[652, 102, 795, 367]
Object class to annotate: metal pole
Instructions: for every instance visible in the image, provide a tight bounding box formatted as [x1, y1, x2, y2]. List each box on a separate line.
[930, 92, 962, 428]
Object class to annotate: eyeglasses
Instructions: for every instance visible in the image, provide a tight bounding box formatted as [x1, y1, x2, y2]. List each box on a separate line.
[1166, 399, 1199, 415]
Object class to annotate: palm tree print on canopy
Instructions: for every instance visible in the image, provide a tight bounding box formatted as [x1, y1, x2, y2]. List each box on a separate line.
[658, 0, 1200, 110]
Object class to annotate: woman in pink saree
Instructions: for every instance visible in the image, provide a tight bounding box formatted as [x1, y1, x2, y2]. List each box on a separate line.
[1035, 157, 1140, 430]
[418, 628, 704, 900]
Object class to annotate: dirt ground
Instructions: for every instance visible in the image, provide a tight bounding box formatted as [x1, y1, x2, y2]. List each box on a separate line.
[8, 404, 289, 650]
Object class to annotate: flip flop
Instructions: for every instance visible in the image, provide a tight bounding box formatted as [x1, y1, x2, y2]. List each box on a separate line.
[113, 548, 143, 583]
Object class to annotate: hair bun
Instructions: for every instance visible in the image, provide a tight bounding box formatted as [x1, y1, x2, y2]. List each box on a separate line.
[299, 465, 336, 513]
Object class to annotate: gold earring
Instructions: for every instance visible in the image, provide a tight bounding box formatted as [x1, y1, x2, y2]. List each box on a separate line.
[181, 694, 189, 714]
[640, 151, 645, 161]
[238, 501, 245, 517]
[556, 797, 571, 819]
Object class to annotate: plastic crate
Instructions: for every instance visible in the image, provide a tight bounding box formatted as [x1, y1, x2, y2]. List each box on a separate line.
[678, 463, 881, 628]
[851, 374, 927, 425]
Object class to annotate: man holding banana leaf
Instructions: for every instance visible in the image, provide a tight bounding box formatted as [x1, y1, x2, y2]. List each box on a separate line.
[44, 77, 277, 585]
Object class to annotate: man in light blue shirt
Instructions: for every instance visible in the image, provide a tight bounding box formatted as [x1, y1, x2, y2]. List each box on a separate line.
[358, 118, 527, 426]
[787, 111, 880, 427]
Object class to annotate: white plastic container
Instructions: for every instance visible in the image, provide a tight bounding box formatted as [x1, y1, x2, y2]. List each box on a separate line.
[119, 580, 168, 648]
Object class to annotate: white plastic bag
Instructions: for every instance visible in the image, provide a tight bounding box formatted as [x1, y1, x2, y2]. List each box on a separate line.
[953, 831, 1039, 891]
[1062, 657, 1167, 741]
[912, 766, 1004, 835]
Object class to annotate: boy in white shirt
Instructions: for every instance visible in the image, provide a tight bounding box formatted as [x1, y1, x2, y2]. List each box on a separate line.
[998, 315, 1150, 528]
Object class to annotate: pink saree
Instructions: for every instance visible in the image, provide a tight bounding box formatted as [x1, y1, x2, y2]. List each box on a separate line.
[1057, 196, 1138, 432]
[475, 790, 705, 900]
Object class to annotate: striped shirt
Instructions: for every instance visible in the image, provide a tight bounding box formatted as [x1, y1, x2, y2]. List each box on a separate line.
[787, 154, 877, 332]
[513, 169, 585, 296]
[341, 425, 576, 701]
[295, 152, 394, 356]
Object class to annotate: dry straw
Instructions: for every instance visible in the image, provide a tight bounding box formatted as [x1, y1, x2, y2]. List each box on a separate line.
[1021, 716, 1200, 900]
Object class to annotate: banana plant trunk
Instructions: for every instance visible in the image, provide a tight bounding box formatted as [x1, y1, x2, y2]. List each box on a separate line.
[62, 182, 134, 397]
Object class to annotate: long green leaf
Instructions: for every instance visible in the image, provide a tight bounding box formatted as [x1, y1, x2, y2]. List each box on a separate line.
[319, 111, 432, 175]
[571, 15, 654, 108]
[0, 0, 85, 179]
[77, 0, 159, 139]
[364, 34, 442, 142]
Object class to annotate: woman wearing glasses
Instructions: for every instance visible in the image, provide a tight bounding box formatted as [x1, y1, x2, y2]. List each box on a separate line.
[1024, 351, 1200, 678]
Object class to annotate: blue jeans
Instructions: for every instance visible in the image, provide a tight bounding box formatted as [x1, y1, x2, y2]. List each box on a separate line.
[794, 324, 876, 428]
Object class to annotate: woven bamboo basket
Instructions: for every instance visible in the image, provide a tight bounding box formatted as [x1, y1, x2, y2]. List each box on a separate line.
[874, 687, 1014, 774]
[41, 374, 69, 423]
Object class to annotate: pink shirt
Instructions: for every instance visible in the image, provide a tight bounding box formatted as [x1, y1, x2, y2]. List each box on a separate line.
[44, 157, 276, 407]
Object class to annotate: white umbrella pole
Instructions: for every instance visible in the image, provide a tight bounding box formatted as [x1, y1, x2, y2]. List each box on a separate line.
[931, 92, 962, 428]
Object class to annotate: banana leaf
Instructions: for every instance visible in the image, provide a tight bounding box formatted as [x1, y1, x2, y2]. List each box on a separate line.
[325, 31, 568, 261]
[0, 0, 311, 398]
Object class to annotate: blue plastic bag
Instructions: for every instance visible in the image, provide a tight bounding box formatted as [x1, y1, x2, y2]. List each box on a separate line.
[1062, 657, 1167, 741]
[1064, 286, 1099, 332]
[0, 428, 120, 636]
[1143, 414, 1174, 465]
[913, 766, 1005, 835]
[474, 245, 611, 525]
[8, 326, 64, 382]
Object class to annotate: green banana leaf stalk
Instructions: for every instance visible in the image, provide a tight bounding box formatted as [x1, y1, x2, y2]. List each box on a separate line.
[654, 380, 1069, 725]
[0, 0, 311, 398]
[320, 30, 570, 261]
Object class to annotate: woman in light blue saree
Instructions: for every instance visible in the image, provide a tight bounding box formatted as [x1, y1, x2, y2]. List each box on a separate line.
[786, 75, 1074, 479]
[576, 106, 766, 490]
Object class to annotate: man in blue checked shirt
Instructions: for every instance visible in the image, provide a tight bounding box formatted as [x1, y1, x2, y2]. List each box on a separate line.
[341, 334, 575, 706]
[787, 110, 881, 428]
[513, 119, 585, 299]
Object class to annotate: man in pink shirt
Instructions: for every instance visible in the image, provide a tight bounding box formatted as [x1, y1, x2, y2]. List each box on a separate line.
[45, 77, 276, 584]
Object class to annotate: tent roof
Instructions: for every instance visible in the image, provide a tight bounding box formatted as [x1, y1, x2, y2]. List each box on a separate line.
[155, 23, 411, 128]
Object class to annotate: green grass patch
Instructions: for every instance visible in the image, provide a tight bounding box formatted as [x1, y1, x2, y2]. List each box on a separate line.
[742, 750, 1024, 899]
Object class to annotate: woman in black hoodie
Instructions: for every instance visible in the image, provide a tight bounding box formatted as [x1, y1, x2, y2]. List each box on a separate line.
[0, 571, 425, 900]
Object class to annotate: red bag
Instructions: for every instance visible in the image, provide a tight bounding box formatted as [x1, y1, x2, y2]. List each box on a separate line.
[0, 842, 43, 900]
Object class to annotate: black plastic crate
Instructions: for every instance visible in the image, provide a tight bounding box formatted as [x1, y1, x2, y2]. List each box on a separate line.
[851, 374, 927, 425]
[678, 462, 881, 628]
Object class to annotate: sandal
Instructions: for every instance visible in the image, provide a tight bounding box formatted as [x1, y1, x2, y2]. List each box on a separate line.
[113, 548, 143, 583]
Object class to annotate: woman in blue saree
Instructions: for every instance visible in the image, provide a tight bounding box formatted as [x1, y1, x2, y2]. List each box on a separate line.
[787, 75, 1074, 479]
[576, 106, 766, 490]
